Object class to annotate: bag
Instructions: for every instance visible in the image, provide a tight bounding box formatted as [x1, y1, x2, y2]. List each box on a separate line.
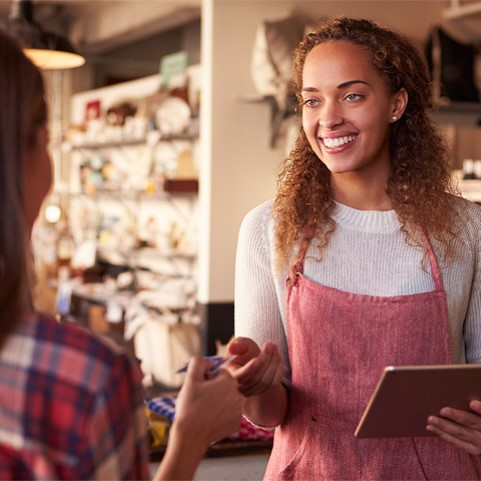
[133, 316, 201, 388]
[251, 14, 308, 110]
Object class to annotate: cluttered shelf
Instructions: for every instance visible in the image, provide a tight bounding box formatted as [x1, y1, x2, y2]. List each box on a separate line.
[69, 132, 198, 151]
[431, 101, 481, 127]
[454, 169, 481, 203]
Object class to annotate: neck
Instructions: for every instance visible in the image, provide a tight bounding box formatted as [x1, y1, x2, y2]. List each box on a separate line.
[330, 173, 392, 211]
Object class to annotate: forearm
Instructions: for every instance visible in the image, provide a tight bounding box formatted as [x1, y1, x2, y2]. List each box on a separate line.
[243, 382, 289, 427]
[152, 421, 207, 481]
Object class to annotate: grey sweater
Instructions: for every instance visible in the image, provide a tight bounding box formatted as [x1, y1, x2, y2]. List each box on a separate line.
[234, 195, 481, 380]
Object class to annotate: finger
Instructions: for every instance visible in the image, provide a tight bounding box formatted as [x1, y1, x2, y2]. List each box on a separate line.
[227, 337, 251, 356]
[235, 343, 283, 395]
[439, 406, 481, 431]
[241, 354, 284, 397]
[469, 400, 481, 415]
[233, 342, 276, 384]
[211, 365, 236, 384]
[186, 356, 214, 381]
[249, 343, 282, 383]
[426, 415, 481, 456]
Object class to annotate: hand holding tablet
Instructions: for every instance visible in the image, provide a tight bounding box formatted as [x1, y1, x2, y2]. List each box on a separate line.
[355, 364, 481, 438]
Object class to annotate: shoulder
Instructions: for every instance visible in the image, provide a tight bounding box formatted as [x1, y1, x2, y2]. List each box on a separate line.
[237, 199, 276, 259]
[448, 194, 481, 241]
[239, 199, 274, 233]
[4, 312, 147, 479]
[19, 311, 142, 393]
[449, 193, 481, 216]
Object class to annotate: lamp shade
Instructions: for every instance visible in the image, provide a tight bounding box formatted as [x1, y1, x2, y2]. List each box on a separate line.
[6, 0, 85, 70]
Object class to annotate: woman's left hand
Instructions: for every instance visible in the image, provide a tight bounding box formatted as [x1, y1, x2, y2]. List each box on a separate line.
[426, 399, 481, 455]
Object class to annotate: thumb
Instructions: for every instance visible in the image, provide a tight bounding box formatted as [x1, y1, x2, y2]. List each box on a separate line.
[185, 355, 210, 381]
[227, 337, 261, 362]
[227, 336, 250, 356]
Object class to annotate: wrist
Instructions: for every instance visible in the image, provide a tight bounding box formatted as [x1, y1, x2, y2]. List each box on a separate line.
[153, 420, 208, 481]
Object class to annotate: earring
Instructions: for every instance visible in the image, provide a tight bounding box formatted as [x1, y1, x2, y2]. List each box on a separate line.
[391, 115, 399, 123]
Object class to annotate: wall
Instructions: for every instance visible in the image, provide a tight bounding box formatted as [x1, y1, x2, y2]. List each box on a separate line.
[198, 0, 290, 305]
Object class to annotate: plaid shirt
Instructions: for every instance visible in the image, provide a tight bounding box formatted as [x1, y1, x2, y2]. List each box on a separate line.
[0, 311, 150, 480]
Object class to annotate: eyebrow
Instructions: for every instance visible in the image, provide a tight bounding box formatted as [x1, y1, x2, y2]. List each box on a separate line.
[338, 80, 369, 89]
[301, 80, 369, 93]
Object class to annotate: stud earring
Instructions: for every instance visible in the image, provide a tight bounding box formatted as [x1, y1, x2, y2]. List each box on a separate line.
[391, 115, 399, 123]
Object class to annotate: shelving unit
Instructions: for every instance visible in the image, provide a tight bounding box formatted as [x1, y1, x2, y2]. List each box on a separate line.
[66, 130, 199, 277]
[52, 73, 204, 388]
[431, 102, 481, 127]
[454, 170, 481, 202]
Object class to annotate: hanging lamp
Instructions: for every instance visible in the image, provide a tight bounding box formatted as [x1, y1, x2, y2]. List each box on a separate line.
[6, 0, 85, 70]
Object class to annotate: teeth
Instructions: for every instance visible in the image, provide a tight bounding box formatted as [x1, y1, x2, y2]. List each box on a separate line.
[323, 135, 355, 148]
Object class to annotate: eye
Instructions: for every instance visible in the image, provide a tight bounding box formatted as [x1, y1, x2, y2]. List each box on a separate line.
[345, 93, 363, 102]
[302, 98, 319, 108]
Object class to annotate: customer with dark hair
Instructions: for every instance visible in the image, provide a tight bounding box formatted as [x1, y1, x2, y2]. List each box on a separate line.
[0, 28, 241, 481]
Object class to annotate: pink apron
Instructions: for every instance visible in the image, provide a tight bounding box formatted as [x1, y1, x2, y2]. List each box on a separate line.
[264, 235, 481, 480]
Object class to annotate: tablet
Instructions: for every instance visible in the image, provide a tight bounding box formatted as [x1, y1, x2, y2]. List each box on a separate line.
[354, 364, 481, 438]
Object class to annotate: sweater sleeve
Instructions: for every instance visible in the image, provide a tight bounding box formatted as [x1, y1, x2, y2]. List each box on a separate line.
[234, 200, 291, 379]
[460, 201, 481, 364]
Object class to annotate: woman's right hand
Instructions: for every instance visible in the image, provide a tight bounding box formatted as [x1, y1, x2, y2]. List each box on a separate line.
[154, 357, 242, 480]
[174, 356, 242, 445]
[227, 337, 285, 397]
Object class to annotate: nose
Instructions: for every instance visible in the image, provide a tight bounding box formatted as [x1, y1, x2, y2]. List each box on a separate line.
[318, 101, 343, 130]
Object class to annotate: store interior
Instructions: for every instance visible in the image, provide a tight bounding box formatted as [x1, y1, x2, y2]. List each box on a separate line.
[1, 0, 481, 478]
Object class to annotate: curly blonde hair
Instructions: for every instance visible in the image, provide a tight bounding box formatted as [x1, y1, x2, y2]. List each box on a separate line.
[274, 17, 458, 271]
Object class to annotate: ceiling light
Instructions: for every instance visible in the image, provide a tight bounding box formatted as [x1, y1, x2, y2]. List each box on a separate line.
[6, 0, 85, 70]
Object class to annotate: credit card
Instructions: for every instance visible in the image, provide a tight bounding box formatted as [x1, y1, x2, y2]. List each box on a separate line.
[176, 355, 237, 377]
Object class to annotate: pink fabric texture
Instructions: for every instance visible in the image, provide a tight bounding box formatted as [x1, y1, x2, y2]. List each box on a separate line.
[264, 238, 481, 480]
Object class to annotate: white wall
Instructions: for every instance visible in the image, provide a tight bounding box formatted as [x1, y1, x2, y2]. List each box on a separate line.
[197, 0, 293, 303]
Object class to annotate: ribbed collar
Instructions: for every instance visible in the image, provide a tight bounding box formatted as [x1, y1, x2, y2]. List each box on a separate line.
[332, 201, 401, 233]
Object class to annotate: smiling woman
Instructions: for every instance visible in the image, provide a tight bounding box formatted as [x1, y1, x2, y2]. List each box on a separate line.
[300, 40, 408, 200]
[229, 16, 481, 481]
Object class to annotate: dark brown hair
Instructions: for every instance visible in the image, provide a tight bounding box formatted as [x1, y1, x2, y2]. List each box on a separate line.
[274, 17, 457, 270]
[0, 29, 47, 347]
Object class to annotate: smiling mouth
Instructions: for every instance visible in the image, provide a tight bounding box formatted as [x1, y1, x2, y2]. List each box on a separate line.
[322, 135, 356, 148]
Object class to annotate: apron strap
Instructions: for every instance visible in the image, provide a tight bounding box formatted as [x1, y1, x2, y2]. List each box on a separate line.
[288, 228, 313, 284]
[422, 230, 445, 292]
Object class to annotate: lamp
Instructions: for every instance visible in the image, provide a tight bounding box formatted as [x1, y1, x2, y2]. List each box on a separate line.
[7, 0, 85, 70]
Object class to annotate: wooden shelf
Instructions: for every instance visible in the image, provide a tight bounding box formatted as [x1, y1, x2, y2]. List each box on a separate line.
[431, 102, 481, 127]
[70, 132, 198, 150]
[454, 170, 481, 202]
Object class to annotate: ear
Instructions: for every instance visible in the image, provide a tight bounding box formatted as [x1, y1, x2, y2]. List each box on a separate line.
[391, 88, 408, 121]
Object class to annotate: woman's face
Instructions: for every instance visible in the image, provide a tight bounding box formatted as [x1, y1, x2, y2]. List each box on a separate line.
[301, 40, 407, 180]
[23, 124, 53, 232]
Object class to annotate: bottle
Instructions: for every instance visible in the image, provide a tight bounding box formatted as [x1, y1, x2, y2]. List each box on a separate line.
[56, 265, 72, 320]
[474, 160, 481, 180]
[463, 159, 476, 180]
[56, 222, 76, 270]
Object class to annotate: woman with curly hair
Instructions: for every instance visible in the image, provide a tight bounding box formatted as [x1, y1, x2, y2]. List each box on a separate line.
[227, 17, 481, 480]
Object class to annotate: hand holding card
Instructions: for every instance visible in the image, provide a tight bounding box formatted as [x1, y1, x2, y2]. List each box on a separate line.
[177, 355, 237, 378]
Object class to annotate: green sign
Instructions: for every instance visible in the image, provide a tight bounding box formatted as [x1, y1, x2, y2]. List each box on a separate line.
[160, 51, 188, 88]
